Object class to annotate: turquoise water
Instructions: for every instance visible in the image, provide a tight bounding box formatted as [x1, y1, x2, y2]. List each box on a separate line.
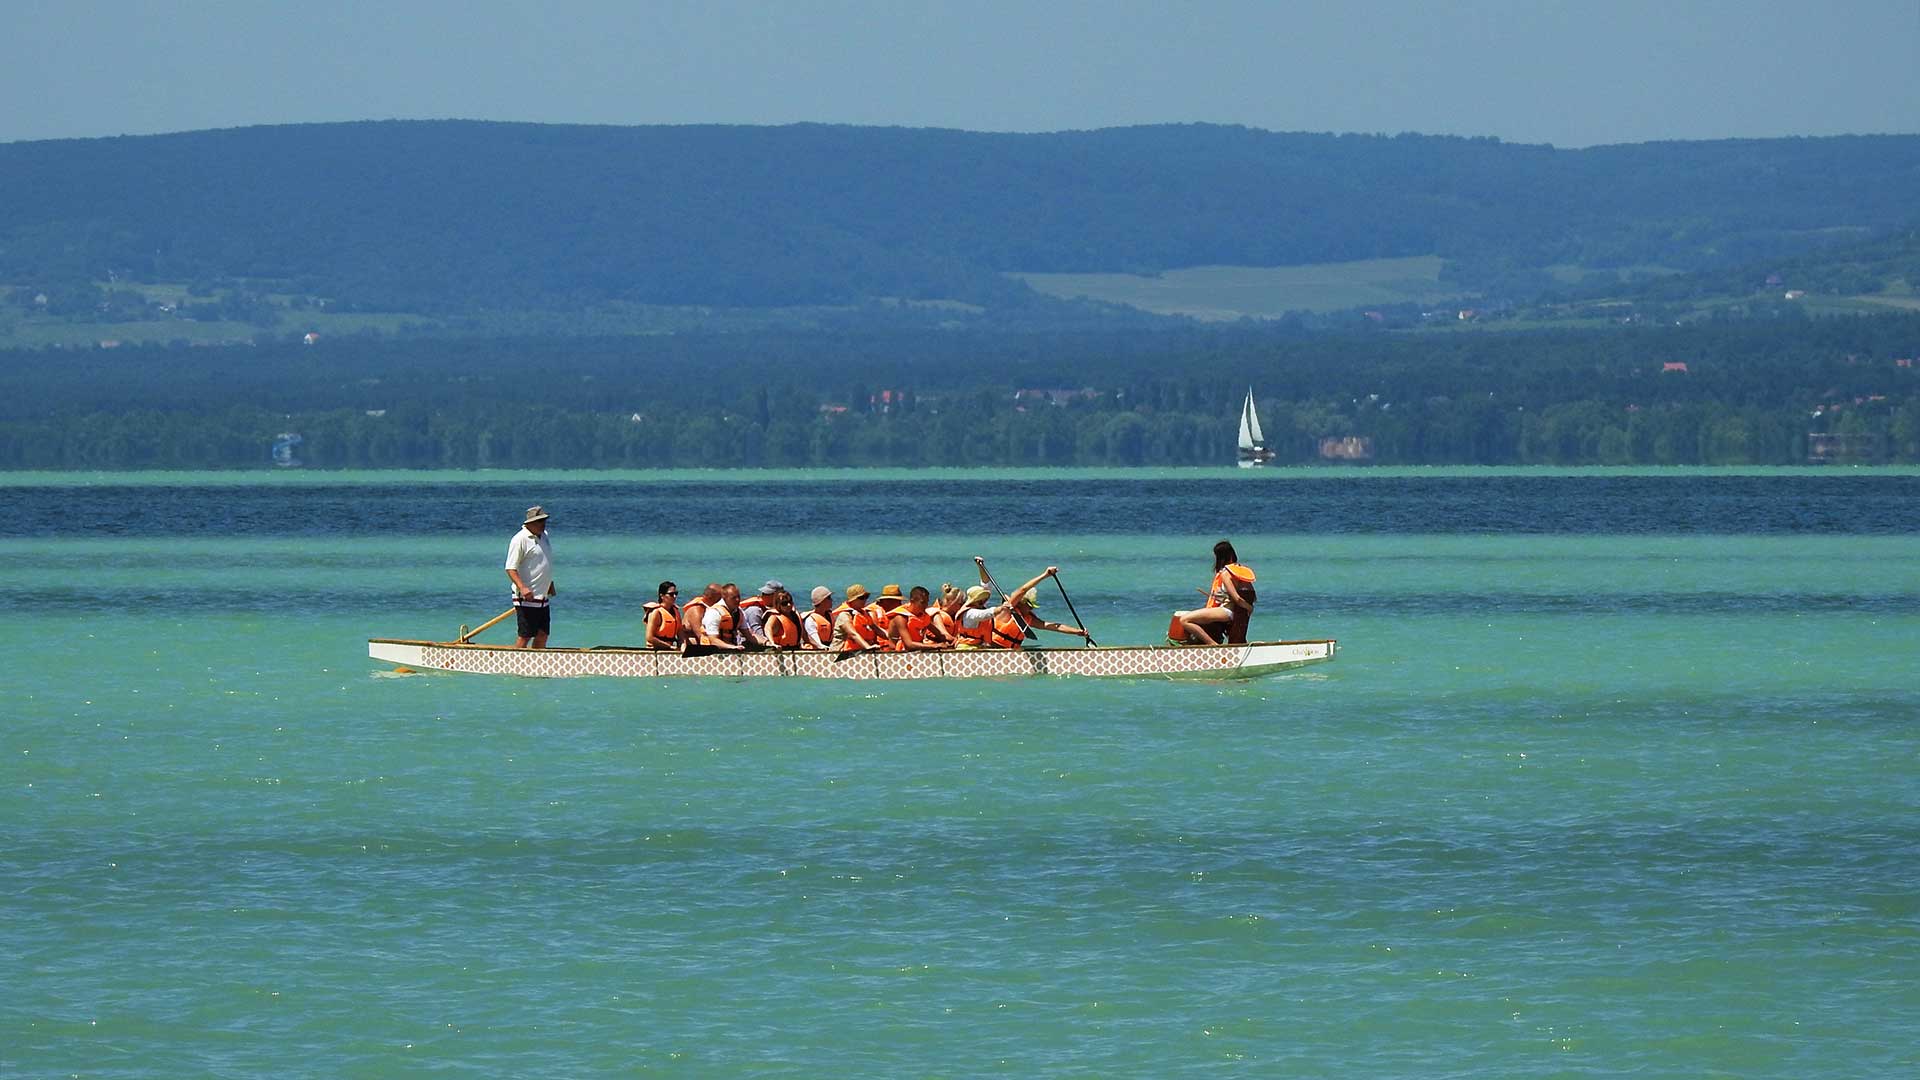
[5, 470, 1918, 1077]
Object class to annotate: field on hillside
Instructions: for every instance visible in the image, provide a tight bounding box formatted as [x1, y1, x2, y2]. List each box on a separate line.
[1011, 256, 1465, 319]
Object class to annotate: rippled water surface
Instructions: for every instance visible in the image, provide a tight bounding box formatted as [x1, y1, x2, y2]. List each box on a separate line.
[4, 468, 1917, 1078]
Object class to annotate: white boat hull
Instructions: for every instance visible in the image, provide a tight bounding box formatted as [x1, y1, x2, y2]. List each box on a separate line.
[368, 638, 1336, 681]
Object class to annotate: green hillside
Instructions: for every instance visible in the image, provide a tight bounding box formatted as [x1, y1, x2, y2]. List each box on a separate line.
[3, 122, 1917, 330]
[1013, 257, 1464, 320]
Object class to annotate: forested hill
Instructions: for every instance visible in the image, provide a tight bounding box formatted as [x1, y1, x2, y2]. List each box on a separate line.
[3, 121, 1918, 313]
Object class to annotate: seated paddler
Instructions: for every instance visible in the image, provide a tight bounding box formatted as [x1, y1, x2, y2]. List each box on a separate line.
[969, 561, 1089, 648]
[830, 583, 883, 652]
[643, 580, 680, 650]
[763, 587, 803, 650]
[737, 580, 782, 650]
[882, 585, 952, 651]
[1170, 539, 1257, 645]
[801, 586, 835, 649]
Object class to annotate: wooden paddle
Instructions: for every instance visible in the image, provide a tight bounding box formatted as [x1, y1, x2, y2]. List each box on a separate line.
[974, 557, 1038, 641]
[1051, 572, 1097, 647]
[456, 607, 516, 644]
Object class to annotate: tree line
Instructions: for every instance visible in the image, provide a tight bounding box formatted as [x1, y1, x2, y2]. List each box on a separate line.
[6, 395, 1913, 469]
[4, 314, 1917, 467]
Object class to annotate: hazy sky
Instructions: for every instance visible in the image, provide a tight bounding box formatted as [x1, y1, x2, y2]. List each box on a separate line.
[5, 0, 1916, 147]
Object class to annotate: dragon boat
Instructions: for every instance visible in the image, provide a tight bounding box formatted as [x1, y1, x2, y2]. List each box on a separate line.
[367, 637, 1336, 680]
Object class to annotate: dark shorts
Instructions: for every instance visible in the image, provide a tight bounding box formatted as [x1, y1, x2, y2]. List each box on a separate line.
[516, 604, 551, 639]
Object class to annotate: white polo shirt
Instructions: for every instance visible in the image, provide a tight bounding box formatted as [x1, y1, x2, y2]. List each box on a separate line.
[505, 527, 552, 605]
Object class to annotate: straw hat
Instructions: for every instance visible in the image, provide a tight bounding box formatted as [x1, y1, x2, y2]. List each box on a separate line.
[523, 505, 550, 524]
[845, 583, 871, 603]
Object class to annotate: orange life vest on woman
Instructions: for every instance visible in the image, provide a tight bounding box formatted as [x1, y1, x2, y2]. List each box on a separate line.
[765, 610, 800, 648]
[830, 602, 880, 651]
[928, 607, 958, 644]
[989, 609, 1029, 649]
[1208, 563, 1256, 608]
[954, 607, 995, 646]
[646, 602, 680, 645]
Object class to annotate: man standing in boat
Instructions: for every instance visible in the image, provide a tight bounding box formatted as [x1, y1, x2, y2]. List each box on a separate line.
[505, 505, 556, 648]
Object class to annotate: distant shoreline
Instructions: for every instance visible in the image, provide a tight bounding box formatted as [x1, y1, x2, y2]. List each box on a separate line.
[4, 464, 1917, 487]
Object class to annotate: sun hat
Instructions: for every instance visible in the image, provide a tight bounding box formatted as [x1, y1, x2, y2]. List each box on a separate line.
[875, 583, 906, 606]
[811, 586, 833, 604]
[759, 579, 785, 596]
[523, 505, 550, 524]
[964, 584, 991, 605]
[846, 583, 871, 603]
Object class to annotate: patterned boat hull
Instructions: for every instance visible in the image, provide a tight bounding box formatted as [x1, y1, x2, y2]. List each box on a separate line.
[368, 638, 1337, 680]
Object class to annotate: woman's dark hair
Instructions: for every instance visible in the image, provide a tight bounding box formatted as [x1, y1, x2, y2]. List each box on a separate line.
[658, 580, 677, 598]
[1213, 540, 1237, 570]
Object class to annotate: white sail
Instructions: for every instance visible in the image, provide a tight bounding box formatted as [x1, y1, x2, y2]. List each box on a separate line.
[1238, 388, 1266, 450]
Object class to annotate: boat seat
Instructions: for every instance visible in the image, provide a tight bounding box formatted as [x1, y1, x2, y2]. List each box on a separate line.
[1226, 587, 1256, 644]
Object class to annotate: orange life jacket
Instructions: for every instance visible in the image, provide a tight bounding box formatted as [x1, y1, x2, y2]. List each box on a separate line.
[989, 609, 1030, 649]
[765, 610, 800, 648]
[866, 603, 895, 647]
[955, 606, 996, 646]
[706, 604, 736, 643]
[831, 602, 880, 651]
[928, 607, 958, 644]
[803, 610, 833, 649]
[646, 601, 680, 644]
[1209, 563, 1256, 608]
[680, 597, 711, 639]
[887, 605, 934, 649]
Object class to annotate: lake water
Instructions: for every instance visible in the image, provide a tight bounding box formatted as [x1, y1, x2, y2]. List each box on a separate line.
[4, 468, 1917, 1077]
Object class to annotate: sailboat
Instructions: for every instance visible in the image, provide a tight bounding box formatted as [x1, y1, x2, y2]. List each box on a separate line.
[1237, 387, 1276, 467]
